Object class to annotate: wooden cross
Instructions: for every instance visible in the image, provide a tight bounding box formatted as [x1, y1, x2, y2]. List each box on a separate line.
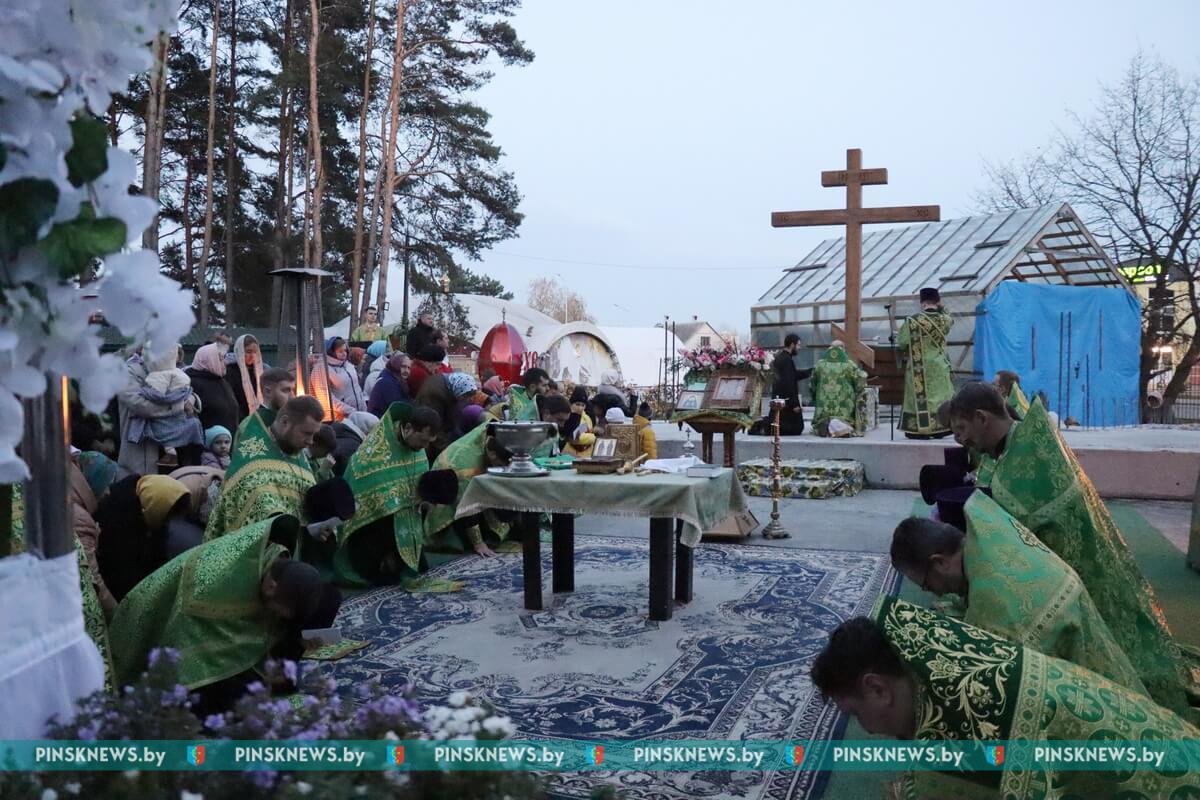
[771, 148, 940, 368]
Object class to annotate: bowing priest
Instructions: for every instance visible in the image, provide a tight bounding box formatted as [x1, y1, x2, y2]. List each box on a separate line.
[334, 403, 459, 588]
[945, 381, 1199, 718]
[812, 599, 1200, 800]
[425, 414, 516, 558]
[891, 492, 1145, 694]
[109, 514, 340, 714]
[810, 340, 868, 437]
[898, 287, 954, 439]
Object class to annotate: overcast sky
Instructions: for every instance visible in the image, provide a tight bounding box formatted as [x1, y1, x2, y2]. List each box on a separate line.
[469, 0, 1200, 334]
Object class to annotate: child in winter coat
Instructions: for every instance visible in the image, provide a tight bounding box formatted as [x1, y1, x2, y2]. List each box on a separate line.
[202, 426, 232, 470]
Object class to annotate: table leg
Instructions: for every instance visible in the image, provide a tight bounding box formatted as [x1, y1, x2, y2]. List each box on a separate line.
[722, 431, 736, 468]
[551, 513, 574, 593]
[702, 432, 714, 464]
[675, 520, 693, 603]
[649, 517, 675, 621]
[521, 511, 542, 611]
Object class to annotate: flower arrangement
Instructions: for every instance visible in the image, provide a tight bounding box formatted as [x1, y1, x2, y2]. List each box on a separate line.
[675, 343, 768, 374]
[0, 0, 194, 480]
[0, 649, 551, 800]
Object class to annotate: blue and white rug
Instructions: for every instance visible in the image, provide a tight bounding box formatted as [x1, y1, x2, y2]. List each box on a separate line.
[318, 536, 898, 800]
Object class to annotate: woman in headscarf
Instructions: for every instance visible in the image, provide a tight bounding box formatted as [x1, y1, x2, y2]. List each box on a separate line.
[330, 411, 380, 476]
[368, 352, 412, 417]
[95, 474, 196, 603]
[322, 336, 367, 417]
[362, 340, 388, 390]
[225, 334, 265, 420]
[187, 342, 240, 434]
[482, 374, 507, 404]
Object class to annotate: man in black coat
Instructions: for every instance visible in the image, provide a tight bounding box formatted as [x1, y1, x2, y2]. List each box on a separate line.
[404, 311, 438, 359]
[771, 333, 813, 435]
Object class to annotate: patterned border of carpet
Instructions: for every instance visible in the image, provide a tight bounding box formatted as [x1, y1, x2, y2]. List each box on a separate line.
[314, 536, 899, 800]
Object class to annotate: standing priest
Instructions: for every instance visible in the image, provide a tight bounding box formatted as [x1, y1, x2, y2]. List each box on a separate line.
[898, 287, 954, 439]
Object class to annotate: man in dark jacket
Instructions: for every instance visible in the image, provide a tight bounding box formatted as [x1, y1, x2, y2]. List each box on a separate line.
[404, 311, 438, 359]
[771, 333, 813, 435]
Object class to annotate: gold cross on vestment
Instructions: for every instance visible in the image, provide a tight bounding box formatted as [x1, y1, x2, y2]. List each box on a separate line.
[771, 148, 940, 368]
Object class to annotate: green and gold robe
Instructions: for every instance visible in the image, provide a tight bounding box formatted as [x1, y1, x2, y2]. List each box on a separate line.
[810, 346, 868, 436]
[962, 492, 1146, 694]
[108, 515, 295, 690]
[204, 410, 314, 543]
[504, 386, 540, 421]
[877, 597, 1200, 800]
[898, 307, 954, 437]
[977, 399, 1198, 718]
[232, 407, 276, 449]
[334, 403, 429, 586]
[425, 419, 512, 550]
[1006, 383, 1030, 419]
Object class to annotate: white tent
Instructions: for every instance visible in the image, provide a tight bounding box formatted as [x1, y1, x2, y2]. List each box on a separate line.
[598, 326, 685, 388]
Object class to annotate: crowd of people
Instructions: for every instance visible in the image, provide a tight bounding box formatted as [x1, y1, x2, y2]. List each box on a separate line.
[810, 378, 1200, 795]
[46, 314, 659, 716]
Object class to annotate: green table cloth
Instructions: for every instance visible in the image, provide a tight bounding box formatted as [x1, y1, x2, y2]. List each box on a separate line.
[456, 469, 747, 547]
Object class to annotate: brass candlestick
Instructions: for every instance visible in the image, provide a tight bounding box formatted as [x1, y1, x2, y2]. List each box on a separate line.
[762, 398, 791, 539]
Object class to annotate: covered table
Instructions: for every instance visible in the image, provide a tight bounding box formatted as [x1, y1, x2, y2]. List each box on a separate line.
[456, 469, 746, 620]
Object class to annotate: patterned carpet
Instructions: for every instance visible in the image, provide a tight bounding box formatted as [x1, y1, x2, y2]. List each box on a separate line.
[315, 536, 898, 800]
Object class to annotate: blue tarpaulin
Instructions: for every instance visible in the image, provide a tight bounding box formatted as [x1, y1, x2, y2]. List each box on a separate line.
[975, 282, 1141, 426]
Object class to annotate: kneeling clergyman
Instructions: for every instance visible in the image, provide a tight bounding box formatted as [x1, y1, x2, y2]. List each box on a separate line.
[334, 403, 459, 589]
[946, 381, 1200, 719]
[891, 491, 1145, 694]
[109, 514, 341, 715]
[812, 597, 1200, 800]
[204, 395, 322, 542]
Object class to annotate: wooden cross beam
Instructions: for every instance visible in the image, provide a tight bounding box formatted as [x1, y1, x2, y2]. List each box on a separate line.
[771, 148, 940, 368]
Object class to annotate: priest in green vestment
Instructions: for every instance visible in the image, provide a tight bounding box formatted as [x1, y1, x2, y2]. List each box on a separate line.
[425, 416, 514, 557]
[350, 305, 384, 342]
[994, 369, 1030, 419]
[891, 492, 1145, 694]
[204, 395, 322, 542]
[810, 341, 868, 436]
[109, 515, 336, 708]
[232, 367, 295, 445]
[492, 367, 550, 422]
[898, 287, 955, 439]
[813, 597, 1200, 800]
[946, 381, 1199, 718]
[334, 403, 459, 588]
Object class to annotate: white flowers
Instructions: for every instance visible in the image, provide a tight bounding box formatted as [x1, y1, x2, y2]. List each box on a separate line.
[295, 782, 312, 795]
[423, 696, 516, 741]
[41, 788, 58, 800]
[0, 0, 190, 479]
[180, 791, 204, 800]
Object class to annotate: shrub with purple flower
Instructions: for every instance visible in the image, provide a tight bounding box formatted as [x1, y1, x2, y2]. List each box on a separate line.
[0, 653, 570, 799]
